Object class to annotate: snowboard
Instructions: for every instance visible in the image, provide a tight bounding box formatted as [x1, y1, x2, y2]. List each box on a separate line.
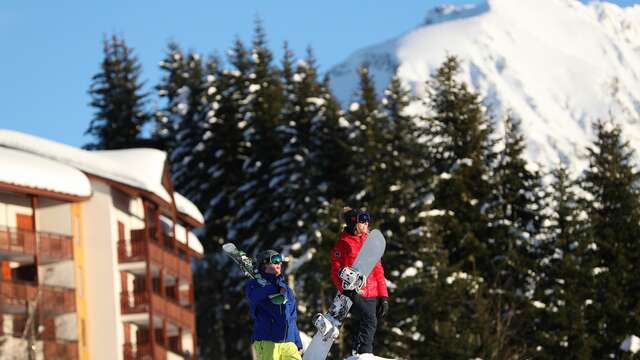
[222, 243, 287, 303]
[303, 229, 386, 360]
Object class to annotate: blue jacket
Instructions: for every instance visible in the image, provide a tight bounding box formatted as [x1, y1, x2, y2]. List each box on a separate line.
[244, 271, 303, 349]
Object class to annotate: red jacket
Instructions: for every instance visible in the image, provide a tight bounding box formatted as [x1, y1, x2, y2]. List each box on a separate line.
[331, 230, 388, 298]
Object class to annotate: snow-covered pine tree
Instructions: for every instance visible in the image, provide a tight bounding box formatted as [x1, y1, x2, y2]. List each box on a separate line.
[85, 34, 149, 150]
[227, 20, 286, 254]
[420, 55, 495, 277]
[580, 119, 640, 359]
[484, 114, 548, 352]
[268, 45, 319, 246]
[345, 65, 380, 205]
[418, 55, 504, 357]
[154, 42, 187, 151]
[165, 51, 212, 202]
[532, 165, 595, 359]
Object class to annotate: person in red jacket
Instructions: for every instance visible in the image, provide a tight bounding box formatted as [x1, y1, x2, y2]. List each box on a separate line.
[331, 207, 389, 356]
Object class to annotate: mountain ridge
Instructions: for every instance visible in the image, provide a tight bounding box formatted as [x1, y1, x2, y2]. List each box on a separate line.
[328, 0, 640, 173]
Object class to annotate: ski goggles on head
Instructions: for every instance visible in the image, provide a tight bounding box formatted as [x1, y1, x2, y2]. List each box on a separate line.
[357, 212, 370, 223]
[268, 254, 282, 265]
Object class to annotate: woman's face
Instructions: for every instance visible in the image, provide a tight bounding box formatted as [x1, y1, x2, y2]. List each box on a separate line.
[356, 221, 369, 235]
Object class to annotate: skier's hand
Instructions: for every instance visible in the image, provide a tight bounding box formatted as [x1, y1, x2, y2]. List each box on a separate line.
[342, 289, 358, 299]
[377, 297, 389, 319]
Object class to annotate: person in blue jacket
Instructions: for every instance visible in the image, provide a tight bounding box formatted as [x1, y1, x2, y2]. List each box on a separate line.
[245, 249, 303, 360]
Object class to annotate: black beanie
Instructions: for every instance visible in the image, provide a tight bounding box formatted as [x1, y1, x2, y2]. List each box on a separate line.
[343, 208, 360, 235]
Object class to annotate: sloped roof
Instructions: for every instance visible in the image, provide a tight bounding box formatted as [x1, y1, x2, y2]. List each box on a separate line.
[0, 129, 204, 225]
[0, 146, 91, 199]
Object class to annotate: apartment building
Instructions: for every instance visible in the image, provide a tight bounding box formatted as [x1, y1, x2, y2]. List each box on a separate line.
[0, 130, 204, 360]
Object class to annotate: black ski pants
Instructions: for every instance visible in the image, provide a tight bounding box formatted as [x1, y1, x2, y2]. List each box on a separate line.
[351, 297, 379, 354]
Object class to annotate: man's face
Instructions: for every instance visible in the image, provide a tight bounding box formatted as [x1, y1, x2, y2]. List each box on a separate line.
[264, 262, 282, 276]
[262, 253, 283, 275]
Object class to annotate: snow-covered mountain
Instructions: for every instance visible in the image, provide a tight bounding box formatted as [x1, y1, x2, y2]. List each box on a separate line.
[328, 0, 640, 173]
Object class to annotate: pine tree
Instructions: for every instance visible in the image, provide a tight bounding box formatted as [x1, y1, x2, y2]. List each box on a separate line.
[167, 51, 212, 202]
[484, 114, 548, 353]
[268, 46, 321, 246]
[85, 34, 149, 149]
[421, 55, 495, 277]
[419, 55, 505, 357]
[533, 165, 595, 359]
[228, 20, 286, 253]
[154, 42, 187, 150]
[581, 119, 640, 358]
[345, 65, 380, 204]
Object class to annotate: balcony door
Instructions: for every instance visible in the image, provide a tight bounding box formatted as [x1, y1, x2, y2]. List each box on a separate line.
[16, 213, 34, 232]
[14, 213, 37, 282]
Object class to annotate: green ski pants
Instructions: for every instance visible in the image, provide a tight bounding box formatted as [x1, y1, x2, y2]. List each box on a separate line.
[253, 340, 301, 360]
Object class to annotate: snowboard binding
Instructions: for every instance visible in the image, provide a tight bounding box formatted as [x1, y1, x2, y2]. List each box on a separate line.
[313, 313, 340, 341]
[339, 266, 366, 293]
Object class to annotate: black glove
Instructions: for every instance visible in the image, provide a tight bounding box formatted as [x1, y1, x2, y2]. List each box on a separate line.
[342, 289, 358, 299]
[377, 297, 389, 319]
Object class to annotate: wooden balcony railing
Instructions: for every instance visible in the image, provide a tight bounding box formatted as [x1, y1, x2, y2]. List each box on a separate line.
[119, 290, 194, 332]
[39, 231, 74, 261]
[44, 340, 79, 359]
[151, 293, 195, 331]
[118, 230, 192, 282]
[0, 226, 36, 255]
[0, 281, 75, 315]
[0, 226, 73, 261]
[121, 291, 150, 314]
[123, 342, 167, 360]
[40, 285, 76, 314]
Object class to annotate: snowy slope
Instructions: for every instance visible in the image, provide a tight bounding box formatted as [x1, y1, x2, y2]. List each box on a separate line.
[328, 0, 640, 173]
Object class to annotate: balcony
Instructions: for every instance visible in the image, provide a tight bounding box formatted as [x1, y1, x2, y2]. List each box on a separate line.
[123, 342, 167, 360]
[0, 226, 36, 256]
[118, 230, 192, 281]
[120, 290, 194, 332]
[44, 340, 79, 359]
[0, 281, 76, 315]
[0, 226, 73, 262]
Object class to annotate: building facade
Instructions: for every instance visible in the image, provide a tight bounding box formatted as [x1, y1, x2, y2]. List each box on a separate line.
[0, 130, 204, 360]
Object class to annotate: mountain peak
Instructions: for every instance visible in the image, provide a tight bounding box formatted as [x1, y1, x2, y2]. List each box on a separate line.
[423, 2, 490, 26]
[328, 0, 640, 174]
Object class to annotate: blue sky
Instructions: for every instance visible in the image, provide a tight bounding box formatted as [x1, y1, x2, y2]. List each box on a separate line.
[1, 0, 639, 148]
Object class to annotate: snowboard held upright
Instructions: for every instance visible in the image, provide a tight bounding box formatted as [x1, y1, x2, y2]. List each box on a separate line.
[303, 229, 386, 360]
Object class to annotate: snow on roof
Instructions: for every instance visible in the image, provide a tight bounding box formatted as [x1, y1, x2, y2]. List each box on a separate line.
[174, 192, 205, 225]
[160, 215, 205, 255]
[0, 129, 202, 225]
[94, 148, 173, 204]
[0, 146, 91, 198]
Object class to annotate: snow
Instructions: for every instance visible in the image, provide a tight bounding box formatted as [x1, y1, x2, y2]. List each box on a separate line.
[0, 146, 91, 198]
[343, 354, 397, 360]
[0, 129, 203, 225]
[328, 0, 640, 174]
[174, 192, 205, 224]
[620, 335, 640, 353]
[159, 215, 204, 255]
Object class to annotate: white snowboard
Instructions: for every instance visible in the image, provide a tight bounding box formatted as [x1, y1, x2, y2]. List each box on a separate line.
[303, 229, 386, 360]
